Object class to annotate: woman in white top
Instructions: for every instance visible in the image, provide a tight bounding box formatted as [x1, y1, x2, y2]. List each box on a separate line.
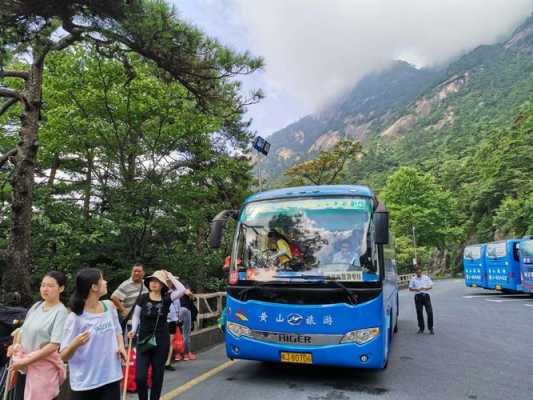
[60, 268, 127, 400]
[8, 271, 69, 400]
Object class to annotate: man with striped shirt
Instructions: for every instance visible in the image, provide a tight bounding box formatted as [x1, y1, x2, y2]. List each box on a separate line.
[111, 263, 148, 321]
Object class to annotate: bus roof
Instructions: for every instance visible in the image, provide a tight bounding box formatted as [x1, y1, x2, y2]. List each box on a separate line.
[244, 185, 374, 205]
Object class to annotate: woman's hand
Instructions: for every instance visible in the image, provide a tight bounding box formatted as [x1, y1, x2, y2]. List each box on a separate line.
[6, 343, 21, 358]
[10, 358, 29, 371]
[117, 346, 128, 362]
[73, 331, 91, 347]
[127, 330, 136, 340]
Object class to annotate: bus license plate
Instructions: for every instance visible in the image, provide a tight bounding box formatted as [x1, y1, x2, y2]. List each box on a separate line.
[280, 352, 312, 364]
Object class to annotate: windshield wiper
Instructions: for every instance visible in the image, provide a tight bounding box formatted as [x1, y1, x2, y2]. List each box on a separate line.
[326, 279, 358, 305]
[274, 275, 358, 305]
[238, 280, 290, 301]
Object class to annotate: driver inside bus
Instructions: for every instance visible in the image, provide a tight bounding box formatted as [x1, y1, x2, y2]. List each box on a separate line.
[332, 241, 359, 265]
[267, 231, 292, 266]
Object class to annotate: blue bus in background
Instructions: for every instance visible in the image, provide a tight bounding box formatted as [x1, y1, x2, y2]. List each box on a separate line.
[209, 185, 398, 369]
[485, 240, 521, 291]
[464, 244, 487, 288]
[519, 237, 533, 293]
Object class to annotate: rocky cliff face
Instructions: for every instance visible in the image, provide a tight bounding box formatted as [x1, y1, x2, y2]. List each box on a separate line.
[505, 14, 533, 53]
[257, 61, 439, 178]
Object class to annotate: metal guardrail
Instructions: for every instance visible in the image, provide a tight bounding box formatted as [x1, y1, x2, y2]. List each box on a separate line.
[194, 275, 415, 328]
[398, 274, 412, 288]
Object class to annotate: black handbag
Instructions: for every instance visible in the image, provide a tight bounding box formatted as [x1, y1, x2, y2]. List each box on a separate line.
[137, 334, 157, 353]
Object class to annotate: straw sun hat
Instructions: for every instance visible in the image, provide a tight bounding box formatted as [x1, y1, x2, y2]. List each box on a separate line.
[144, 270, 169, 290]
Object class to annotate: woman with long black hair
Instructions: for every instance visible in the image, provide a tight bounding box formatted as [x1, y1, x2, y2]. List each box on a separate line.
[8, 271, 68, 400]
[60, 268, 127, 400]
[129, 270, 186, 400]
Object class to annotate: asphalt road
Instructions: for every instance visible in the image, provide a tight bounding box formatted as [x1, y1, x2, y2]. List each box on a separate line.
[158, 279, 533, 400]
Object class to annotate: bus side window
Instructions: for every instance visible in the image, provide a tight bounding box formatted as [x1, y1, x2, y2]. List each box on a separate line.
[512, 243, 520, 262]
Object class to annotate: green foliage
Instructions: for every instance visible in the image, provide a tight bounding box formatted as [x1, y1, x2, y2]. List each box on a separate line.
[493, 195, 533, 237]
[284, 139, 363, 186]
[1, 0, 264, 300]
[464, 104, 533, 240]
[381, 166, 462, 271]
[1, 43, 257, 296]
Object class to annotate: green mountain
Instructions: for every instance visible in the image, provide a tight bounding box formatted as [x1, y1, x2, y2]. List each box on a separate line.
[256, 60, 439, 178]
[258, 13, 533, 186]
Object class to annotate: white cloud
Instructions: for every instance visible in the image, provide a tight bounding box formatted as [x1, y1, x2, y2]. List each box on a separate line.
[234, 0, 533, 112]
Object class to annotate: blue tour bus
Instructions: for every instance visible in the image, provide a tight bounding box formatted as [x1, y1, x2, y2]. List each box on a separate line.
[485, 240, 521, 291]
[464, 244, 487, 288]
[519, 237, 533, 293]
[209, 185, 398, 369]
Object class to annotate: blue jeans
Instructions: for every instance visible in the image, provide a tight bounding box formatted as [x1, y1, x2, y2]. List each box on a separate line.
[178, 308, 192, 353]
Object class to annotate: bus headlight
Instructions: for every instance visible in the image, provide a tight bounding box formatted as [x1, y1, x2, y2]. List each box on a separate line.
[340, 327, 380, 344]
[227, 321, 252, 338]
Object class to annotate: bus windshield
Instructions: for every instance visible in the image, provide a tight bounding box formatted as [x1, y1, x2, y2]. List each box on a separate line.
[522, 240, 533, 258]
[464, 245, 482, 260]
[487, 242, 507, 259]
[233, 197, 378, 282]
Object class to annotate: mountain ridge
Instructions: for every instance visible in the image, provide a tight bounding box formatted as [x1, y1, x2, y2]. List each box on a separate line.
[256, 13, 533, 182]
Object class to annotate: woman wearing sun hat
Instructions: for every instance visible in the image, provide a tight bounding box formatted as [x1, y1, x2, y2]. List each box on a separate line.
[128, 270, 186, 400]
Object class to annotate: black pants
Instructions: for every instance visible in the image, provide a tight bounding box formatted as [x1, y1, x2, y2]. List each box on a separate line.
[414, 293, 433, 331]
[14, 372, 26, 400]
[70, 380, 120, 400]
[136, 332, 170, 400]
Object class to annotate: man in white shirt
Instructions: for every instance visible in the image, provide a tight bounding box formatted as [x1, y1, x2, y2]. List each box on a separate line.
[408, 267, 434, 334]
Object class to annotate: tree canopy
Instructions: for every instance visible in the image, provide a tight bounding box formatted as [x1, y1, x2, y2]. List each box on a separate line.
[285, 139, 363, 186]
[0, 0, 263, 303]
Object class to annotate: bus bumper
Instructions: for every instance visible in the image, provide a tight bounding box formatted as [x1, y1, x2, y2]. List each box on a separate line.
[224, 333, 386, 369]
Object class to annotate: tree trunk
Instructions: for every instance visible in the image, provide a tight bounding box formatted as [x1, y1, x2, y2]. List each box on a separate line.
[83, 153, 93, 220]
[47, 154, 61, 188]
[2, 60, 43, 306]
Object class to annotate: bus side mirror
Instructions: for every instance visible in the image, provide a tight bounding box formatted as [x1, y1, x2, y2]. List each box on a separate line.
[208, 210, 238, 249]
[374, 204, 389, 245]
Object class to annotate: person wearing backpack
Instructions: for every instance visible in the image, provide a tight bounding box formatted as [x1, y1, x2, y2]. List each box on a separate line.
[60, 268, 127, 400]
[128, 270, 186, 400]
[7, 271, 69, 400]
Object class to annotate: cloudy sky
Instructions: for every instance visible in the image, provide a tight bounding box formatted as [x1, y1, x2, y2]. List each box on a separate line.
[173, 0, 533, 136]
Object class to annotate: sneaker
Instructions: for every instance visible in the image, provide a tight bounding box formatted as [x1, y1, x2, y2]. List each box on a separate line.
[165, 365, 176, 371]
[429, 329, 435, 335]
[174, 353, 182, 361]
[187, 352, 197, 360]
[183, 354, 190, 361]
[417, 329, 424, 334]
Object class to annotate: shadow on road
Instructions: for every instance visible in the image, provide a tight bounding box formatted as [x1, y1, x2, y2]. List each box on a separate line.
[225, 360, 390, 395]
